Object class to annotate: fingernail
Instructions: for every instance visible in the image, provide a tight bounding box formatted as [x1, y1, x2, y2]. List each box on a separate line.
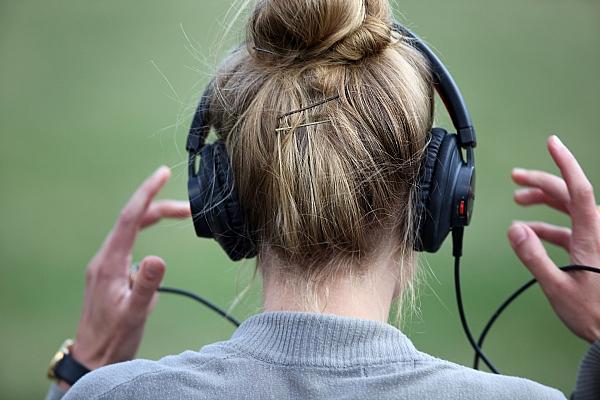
[551, 135, 564, 148]
[514, 188, 531, 196]
[509, 222, 528, 245]
[144, 264, 159, 280]
[512, 168, 527, 175]
[156, 165, 171, 176]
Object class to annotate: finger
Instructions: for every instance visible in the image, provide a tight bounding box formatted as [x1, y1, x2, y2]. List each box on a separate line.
[508, 222, 566, 291]
[547, 136, 599, 230]
[522, 221, 571, 251]
[514, 185, 600, 218]
[102, 166, 171, 257]
[129, 256, 166, 312]
[512, 168, 570, 210]
[514, 188, 568, 214]
[140, 200, 192, 229]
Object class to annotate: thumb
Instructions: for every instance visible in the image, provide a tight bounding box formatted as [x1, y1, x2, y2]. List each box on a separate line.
[508, 222, 565, 293]
[129, 256, 166, 311]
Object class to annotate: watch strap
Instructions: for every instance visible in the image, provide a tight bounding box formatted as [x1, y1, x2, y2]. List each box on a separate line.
[54, 353, 91, 386]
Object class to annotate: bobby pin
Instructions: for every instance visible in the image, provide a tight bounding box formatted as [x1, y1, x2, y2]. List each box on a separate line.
[253, 46, 278, 56]
[275, 120, 332, 132]
[279, 95, 340, 119]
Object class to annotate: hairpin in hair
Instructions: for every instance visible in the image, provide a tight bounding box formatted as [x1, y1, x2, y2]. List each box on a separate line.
[390, 29, 402, 45]
[275, 119, 332, 133]
[253, 46, 278, 56]
[279, 95, 340, 119]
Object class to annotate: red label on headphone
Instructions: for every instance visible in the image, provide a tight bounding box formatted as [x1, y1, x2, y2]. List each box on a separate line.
[459, 200, 466, 216]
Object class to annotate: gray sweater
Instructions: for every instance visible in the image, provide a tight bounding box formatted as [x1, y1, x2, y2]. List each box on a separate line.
[49, 311, 600, 399]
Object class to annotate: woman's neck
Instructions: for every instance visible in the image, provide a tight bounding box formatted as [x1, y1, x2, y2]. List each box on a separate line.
[261, 253, 401, 323]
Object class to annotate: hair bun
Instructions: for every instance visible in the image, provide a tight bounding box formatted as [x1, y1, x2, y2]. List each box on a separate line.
[250, 0, 392, 63]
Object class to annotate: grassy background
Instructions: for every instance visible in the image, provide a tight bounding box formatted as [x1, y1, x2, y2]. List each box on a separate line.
[1, 0, 599, 398]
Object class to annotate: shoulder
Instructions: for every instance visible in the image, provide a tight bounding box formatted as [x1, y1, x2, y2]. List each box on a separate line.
[407, 353, 566, 400]
[63, 359, 163, 400]
[63, 343, 237, 400]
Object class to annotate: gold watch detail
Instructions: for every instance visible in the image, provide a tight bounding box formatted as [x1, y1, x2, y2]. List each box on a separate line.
[47, 339, 74, 381]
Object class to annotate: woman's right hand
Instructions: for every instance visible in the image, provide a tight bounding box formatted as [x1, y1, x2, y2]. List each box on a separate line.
[69, 166, 191, 376]
[508, 135, 600, 344]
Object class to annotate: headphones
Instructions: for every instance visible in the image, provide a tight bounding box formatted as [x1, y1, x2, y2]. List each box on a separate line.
[185, 21, 477, 260]
[175, 20, 600, 376]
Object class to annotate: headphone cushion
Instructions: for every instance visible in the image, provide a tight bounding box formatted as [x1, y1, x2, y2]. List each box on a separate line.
[415, 128, 446, 250]
[212, 142, 247, 234]
[195, 141, 257, 260]
[415, 128, 460, 252]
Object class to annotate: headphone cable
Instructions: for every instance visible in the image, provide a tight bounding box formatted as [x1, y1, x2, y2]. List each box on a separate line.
[156, 254, 502, 373]
[156, 239, 600, 375]
[454, 254, 500, 373]
[452, 227, 500, 373]
[157, 286, 241, 328]
[472, 264, 600, 370]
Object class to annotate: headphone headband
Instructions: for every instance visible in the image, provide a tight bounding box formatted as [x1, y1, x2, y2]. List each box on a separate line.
[186, 20, 477, 258]
[393, 23, 477, 149]
[186, 85, 211, 156]
[187, 23, 477, 155]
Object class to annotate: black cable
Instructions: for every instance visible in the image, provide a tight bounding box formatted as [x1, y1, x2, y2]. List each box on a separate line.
[472, 278, 536, 370]
[473, 265, 600, 370]
[157, 286, 241, 328]
[155, 256, 599, 375]
[454, 253, 500, 374]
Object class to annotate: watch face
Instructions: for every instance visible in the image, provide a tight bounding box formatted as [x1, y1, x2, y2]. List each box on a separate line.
[47, 339, 73, 381]
[47, 351, 65, 380]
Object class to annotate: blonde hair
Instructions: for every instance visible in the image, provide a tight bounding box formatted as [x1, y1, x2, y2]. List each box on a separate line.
[208, 0, 434, 311]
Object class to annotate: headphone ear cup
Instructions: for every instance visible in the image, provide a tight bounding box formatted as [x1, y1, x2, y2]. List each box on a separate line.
[189, 141, 257, 261]
[415, 128, 462, 252]
[188, 142, 217, 238]
[414, 128, 445, 251]
[212, 142, 257, 260]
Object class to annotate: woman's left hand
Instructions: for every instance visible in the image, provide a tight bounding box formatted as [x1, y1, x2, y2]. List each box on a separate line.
[509, 137, 600, 343]
[68, 166, 191, 377]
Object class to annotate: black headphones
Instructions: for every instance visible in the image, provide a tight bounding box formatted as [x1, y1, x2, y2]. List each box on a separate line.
[185, 22, 477, 260]
[174, 21, 600, 377]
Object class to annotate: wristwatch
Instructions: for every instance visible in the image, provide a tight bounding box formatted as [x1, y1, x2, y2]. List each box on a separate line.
[47, 339, 91, 386]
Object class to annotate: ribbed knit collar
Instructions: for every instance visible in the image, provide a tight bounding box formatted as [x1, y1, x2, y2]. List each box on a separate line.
[228, 311, 422, 367]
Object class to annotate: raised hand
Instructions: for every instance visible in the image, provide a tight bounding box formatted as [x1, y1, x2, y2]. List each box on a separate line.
[69, 167, 191, 375]
[508, 136, 600, 343]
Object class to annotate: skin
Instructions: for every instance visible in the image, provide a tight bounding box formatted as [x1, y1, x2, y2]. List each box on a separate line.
[261, 239, 402, 322]
[510, 136, 600, 343]
[59, 167, 191, 388]
[60, 135, 600, 388]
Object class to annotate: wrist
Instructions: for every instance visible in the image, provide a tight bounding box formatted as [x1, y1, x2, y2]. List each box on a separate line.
[70, 342, 103, 371]
[47, 339, 92, 387]
[576, 314, 600, 344]
[57, 380, 71, 390]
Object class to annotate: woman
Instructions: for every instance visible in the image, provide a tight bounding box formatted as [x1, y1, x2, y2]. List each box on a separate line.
[46, 0, 600, 398]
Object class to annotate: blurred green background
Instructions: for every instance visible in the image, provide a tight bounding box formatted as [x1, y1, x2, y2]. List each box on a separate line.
[1, 0, 599, 398]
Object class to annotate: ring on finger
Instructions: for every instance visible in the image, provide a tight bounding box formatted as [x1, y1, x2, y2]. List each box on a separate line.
[128, 262, 141, 288]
